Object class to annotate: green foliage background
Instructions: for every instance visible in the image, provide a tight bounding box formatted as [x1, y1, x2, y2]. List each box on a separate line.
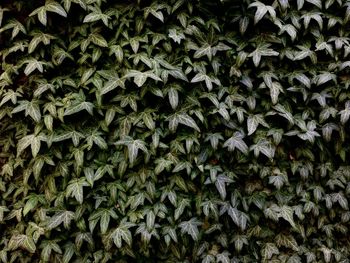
[1, 0, 350, 262]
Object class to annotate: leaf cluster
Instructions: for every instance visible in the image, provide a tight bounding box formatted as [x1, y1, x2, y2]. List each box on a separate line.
[1, 0, 350, 262]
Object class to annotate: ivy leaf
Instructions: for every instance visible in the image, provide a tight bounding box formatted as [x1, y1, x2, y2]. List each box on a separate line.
[8, 234, 36, 253]
[268, 175, 285, 190]
[26, 100, 41, 122]
[125, 70, 162, 87]
[250, 139, 275, 159]
[273, 104, 295, 124]
[262, 243, 279, 260]
[316, 72, 336, 86]
[249, 44, 279, 66]
[270, 82, 283, 104]
[248, 2, 276, 24]
[339, 106, 350, 124]
[115, 136, 148, 165]
[306, 0, 322, 8]
[215, 174, 233, 200]
[110, 220, 135, 248]
[177, 113, 200, 132]
[294, 73, 311, 88]
[276, 234, 299, 251]
[84, 167, 95, 186]
[82, 6, 110, 26]
[279, 205, 296, 228]
[168, 28, 185, 44]
[90, 33, 108, 47]
[179, 218, 202, 241]
[146, 210, 155, 230]
[45, 1, 67, 17]
[83, 13, 102, 23]
[174, 198, 190, 220]
[194, 44, 213, 60]
[168, 87, 179, 110]
[66, 178, 89, 204]
[29, 7, 47, 26]
[46, 211, 75, 230]
[64, 101, 94, 116]
[100, 210, 111, 234]
[101, 78, 125, 95]
[223, 132, 248, 154]
[205, 133, 224, 150]
[24, 59, 44, 75]
[247, 115, 259, 135]
[17, 135, 34, 157]
[228, 206, 242, 228]
[17, 134, 45, 158]
[216, 252, 231, 263]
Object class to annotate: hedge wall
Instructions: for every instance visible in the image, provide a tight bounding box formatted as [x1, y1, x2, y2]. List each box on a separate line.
[1, 0, 350, 262]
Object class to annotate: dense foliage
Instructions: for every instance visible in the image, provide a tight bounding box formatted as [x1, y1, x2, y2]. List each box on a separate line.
[1, 0, 350, 262]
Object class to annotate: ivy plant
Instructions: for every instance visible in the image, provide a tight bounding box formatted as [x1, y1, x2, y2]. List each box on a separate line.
[1, 0, 350, 262]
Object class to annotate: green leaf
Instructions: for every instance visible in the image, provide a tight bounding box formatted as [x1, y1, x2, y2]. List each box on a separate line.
[276, 234, 299, 251]
[29, 7, 47, 26]
[175, 198, 190, 220]
[64, 102, 94, 116]
[90, 33, 108, 47]
[84, 167, 95, 186]
[110, 45, 123, 63]
[83, 13, 102, 23]
[250, 139, 275, 159]
[262, 243, 279, 260]
[177, 113, 200, 132]
[205, 133, 224, 150]
[247, 115, 259, 135]
[168, 28, 185, 44]
[223, 132, 248, 154]
[47, 211, 75, 230]
[306, 0, 322, 8]
[191, 72, 206, 83]
[101, 78, 125, 95]
[279, 205, 296, 228]
[116, 137, 148, 165]
[100, 210, 111, 234]
[146, 210, 155, 230]
[168, 88, 179, 110]
[216, 252, 230, 263]
[26, 101, 41, 122]
[142, 112, 155, 130]
[270, 82, 282, 104]
[268, 175, 285, 190]
[249, 2, 276, 24]
[316, 72, 336, 86]
[194, 44, 212, 60]
[23, 196, 38, 216]
[8, 234, 36, 254]
[215, 175, 233, 200]
[17, 135, 34, 156]
[24, 59, 44, 75]
[31, 136, 41, 158]
[46, 1, 67, 17]
[66, 178, 89, 204]
[125, 70, 162, 87]
[179, 218, 202, 241]
[250, 3, 267, 24]
[295, 73, 311, 88]
[273, 104, 295, 124]
[110, 220, 134, 248]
